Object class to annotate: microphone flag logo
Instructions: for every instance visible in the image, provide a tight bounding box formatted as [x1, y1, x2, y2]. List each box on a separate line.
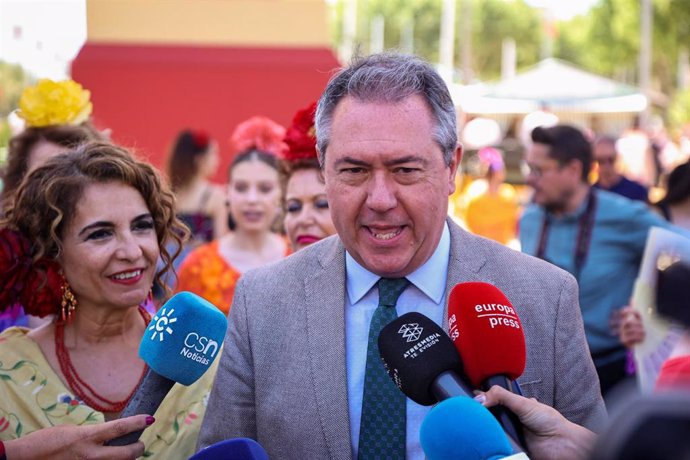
[148, 307, 178, 342]
[398, 323, 423, 342]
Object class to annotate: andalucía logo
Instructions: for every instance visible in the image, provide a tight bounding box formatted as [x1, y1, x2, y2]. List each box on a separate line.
[398, 323, 423, 342]
[148, 307, 178, 342]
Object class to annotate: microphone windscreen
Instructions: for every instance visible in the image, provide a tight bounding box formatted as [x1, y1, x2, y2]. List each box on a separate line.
[139, 291, 227, 385]
[378, 312, 463, 406]
[448, 282, 526, 387]
[189, 437, 269, 460]
[420, 396, 515, 460]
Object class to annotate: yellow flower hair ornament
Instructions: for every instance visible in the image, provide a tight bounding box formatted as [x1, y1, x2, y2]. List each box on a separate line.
[18, 79, 93, 128]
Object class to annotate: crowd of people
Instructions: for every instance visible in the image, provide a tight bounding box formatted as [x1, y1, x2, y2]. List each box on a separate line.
[0, 52, 688, 459]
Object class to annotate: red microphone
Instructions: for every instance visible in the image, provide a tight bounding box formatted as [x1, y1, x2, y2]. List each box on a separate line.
[448, 281, 528, 452]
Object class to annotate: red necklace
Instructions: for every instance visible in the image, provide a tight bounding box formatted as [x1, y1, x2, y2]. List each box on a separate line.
[54, 306, 152, 413]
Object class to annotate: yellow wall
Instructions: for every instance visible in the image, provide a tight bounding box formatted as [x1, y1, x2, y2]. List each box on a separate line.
[86, 0, 332, 47]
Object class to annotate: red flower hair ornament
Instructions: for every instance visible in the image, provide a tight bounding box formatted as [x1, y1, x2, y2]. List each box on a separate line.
[281, 102, 318, 162]
[0, 228, 62, 317]
[191, 130, 210, 151]
[229, 116, 287, 158]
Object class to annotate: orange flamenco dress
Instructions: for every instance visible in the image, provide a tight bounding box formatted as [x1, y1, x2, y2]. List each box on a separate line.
[464, 183, 520, 246]
[176, 240, 291, 314]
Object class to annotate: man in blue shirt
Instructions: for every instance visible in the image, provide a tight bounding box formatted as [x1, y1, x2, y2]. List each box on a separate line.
[592, 135, 649, 203]
[520, 125, 677, 397]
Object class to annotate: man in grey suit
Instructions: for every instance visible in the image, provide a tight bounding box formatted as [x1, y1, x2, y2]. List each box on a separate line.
[198, 53, 606, 459]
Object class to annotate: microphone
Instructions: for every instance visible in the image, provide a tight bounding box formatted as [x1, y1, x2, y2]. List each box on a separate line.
[107, 291, 227, 446]
[448, 282, 528, 452]
[420, 396, 530, 460]
[377, 311, 474, 406]
[189, 438, 269, 460]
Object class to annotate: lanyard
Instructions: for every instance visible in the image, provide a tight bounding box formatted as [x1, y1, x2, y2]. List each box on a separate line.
[535, 189, 598, 281]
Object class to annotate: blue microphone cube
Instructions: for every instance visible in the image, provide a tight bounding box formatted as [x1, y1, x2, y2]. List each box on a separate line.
[420, 396, 515, 460]
[139, 291, 227, 385]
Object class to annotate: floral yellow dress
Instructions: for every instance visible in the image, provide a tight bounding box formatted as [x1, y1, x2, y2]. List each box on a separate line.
[0, 327, 218, 459]
[176, 239, 291, 314]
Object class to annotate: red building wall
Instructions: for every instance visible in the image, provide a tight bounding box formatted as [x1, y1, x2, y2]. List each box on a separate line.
[72, 43, 339, 181]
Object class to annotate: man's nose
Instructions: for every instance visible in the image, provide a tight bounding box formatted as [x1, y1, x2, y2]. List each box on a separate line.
[366, 173, 397, 212]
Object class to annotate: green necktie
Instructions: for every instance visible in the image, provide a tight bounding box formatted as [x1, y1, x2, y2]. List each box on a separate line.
[357, 277, 410, 460]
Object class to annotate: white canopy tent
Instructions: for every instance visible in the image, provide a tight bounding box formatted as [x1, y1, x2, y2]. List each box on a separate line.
[452, 58, 648, 115]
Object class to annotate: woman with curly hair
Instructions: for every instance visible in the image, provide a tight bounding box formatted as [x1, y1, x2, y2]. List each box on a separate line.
[0, 79, 103, 331]
[0, 142, 213, 458]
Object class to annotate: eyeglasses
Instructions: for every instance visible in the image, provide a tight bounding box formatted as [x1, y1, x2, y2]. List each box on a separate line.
[523, 162, 561, 178]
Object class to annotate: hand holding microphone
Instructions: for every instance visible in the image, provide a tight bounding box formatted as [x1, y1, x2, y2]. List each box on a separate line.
[107, 291, 227, 446]
[377, 311, 527, 456]
[477, 385, 596, 460]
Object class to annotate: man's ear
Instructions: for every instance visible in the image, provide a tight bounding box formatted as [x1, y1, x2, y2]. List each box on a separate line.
[448, 144, 463, 195]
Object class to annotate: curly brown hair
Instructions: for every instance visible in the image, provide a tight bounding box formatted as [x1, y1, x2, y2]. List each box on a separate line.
[2, 123, 102, 209]
[3, 141, 189, 301]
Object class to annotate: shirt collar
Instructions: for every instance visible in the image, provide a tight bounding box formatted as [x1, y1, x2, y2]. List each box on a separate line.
[345, 222, 450, 304]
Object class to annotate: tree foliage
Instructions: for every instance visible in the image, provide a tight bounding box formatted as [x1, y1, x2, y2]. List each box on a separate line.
[0, 61, 33, 118]
[329, 0, 542, 81]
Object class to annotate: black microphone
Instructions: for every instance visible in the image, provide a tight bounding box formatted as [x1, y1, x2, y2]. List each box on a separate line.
[378, 312, 527, 456]
[377, 311, 475, 406]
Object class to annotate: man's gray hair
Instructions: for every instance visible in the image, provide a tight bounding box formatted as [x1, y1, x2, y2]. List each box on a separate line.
[315, 53, 458, 166]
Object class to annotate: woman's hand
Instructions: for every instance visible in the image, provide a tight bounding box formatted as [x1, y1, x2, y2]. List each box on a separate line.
[476, 385, 596, 460]
[4, 414, 154, 460]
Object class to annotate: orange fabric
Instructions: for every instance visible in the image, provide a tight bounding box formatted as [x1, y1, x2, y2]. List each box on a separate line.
[465, 184, 519, 245]
[176, 239, 291, 314]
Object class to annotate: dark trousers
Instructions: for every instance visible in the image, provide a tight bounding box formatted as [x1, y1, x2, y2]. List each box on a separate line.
[595, 356, 630, 398]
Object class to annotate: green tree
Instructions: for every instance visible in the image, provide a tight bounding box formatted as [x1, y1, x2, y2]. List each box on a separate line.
[0, 61, 33, 117]
[471, 0, 542, 80]
[328, 0, 542, 82]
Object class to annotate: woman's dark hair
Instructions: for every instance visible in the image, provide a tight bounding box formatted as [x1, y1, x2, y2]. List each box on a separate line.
[3, 123, 102, 208]
[226, 149, 280, 231]
[658, 160, 690, 206]
[166, 129, 212, 191]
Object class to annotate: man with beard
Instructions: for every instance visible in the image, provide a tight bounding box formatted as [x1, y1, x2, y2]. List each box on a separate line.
[519, 125, 682, 397]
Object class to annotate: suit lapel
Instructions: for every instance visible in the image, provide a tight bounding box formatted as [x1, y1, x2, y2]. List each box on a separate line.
[304, 238, 353, 459]
[443, 220, 489, 327]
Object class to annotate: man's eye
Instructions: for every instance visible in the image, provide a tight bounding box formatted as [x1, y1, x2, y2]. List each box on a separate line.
[342, 167, 365, 174]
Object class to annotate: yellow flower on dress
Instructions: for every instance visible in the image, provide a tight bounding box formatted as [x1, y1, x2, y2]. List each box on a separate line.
[18, 79, 93, 128]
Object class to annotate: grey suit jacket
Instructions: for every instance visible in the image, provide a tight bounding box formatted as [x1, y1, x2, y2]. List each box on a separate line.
[197, 220, 607, 459]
